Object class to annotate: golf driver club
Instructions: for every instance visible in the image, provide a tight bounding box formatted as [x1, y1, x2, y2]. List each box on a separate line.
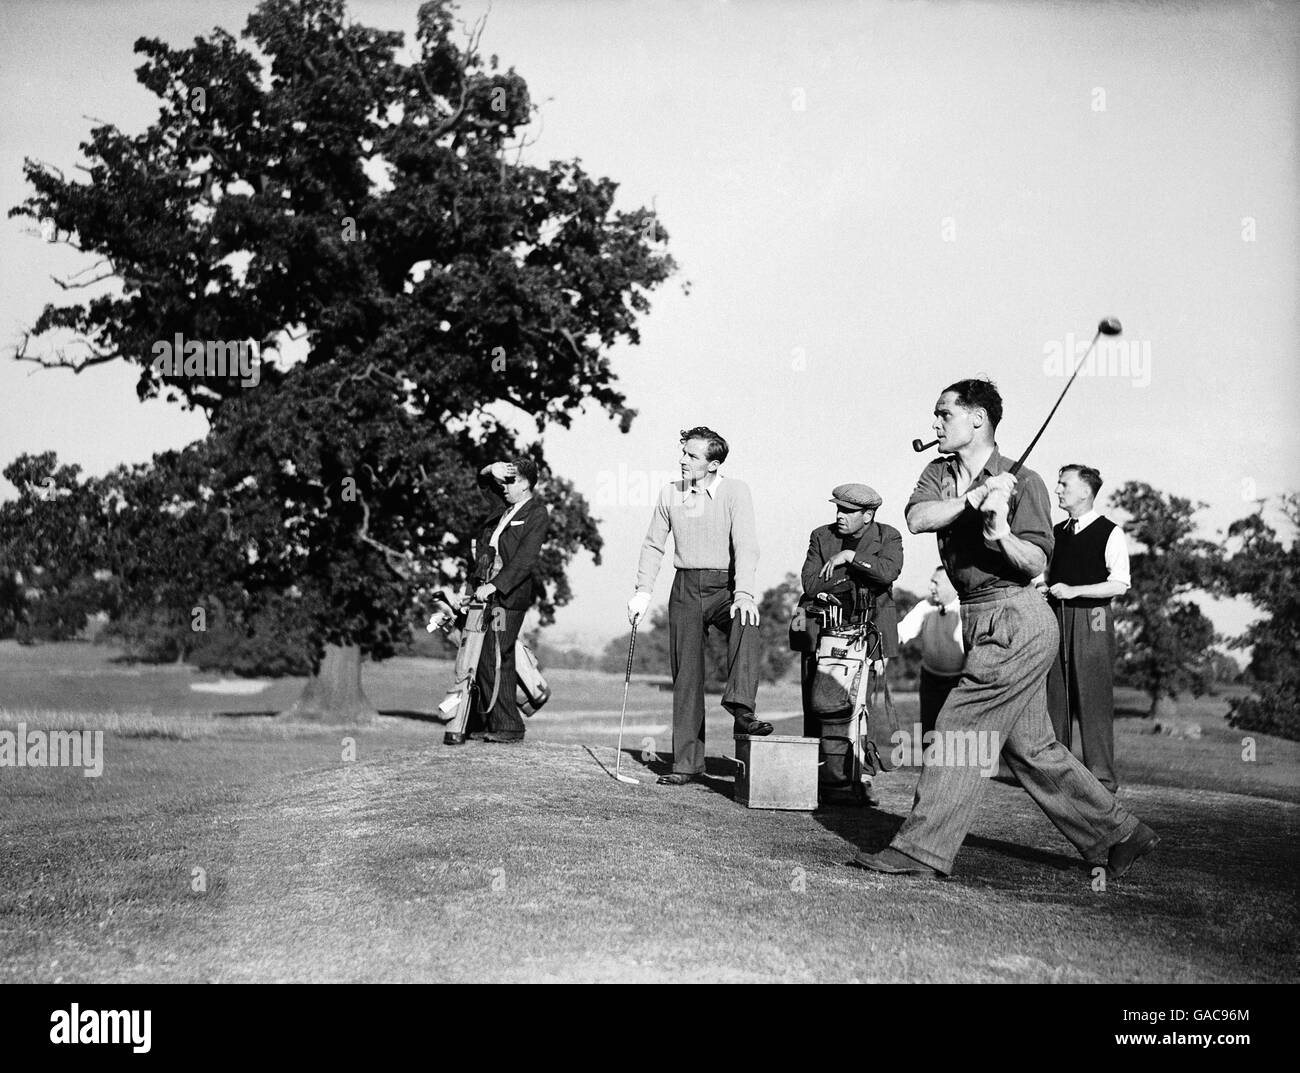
[612, 619, 640, 785]
[912, 437, 939, 452]
[1009, 317, 1121, 476]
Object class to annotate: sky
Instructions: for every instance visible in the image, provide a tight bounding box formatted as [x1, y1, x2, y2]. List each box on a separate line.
[1, 0, 1297, 651]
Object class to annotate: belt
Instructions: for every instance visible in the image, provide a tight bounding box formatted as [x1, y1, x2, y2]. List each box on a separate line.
[960, 585, 1034, 608]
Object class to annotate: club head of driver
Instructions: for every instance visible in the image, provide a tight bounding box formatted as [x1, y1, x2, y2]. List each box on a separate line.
[1098, 317, 1122, 336]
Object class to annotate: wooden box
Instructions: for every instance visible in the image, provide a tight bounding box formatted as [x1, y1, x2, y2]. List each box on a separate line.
[733, 734, 820, 810]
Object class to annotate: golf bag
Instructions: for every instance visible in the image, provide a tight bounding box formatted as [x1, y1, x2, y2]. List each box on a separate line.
[432, 594, 551, 729]
[515, 639, 550, 716]
[437, 600, 492, 736]
[810, 620, 887, 793]
[793, 583, 896, 802]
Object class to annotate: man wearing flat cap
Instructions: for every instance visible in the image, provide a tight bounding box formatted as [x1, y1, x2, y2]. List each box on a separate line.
[796, 485, 904, 758]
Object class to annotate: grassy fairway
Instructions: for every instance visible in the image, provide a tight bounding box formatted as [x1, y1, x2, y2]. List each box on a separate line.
[0, 641, 1296, 982]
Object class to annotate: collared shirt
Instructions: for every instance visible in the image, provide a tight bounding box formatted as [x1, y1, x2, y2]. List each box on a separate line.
[897, 598, 964, 676]
[906, 445, 1054, 600]
[635, 472, 759, 600]
[489, 498, 527, 551]
[1057, 508, 1131, 590]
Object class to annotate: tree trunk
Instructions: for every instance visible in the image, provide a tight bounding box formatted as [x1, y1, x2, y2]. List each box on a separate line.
[282, 643, 379, 725]
[1150, 693, 1180, 719]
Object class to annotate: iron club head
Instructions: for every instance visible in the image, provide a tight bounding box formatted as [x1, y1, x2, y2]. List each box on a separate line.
[613, 772, 640, 785]
[1099, 317, 1122, 336]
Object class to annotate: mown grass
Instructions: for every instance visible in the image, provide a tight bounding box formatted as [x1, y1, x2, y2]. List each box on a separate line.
[0, 640, 1296, 982]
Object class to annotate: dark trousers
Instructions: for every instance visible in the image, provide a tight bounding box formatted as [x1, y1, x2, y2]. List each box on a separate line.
[469, 606, 526, 737]
[669, 569, 760, 774]
[919, 667, 961, 739]
[1047, 602, 1118, 792]
[801, 651, 818, 738]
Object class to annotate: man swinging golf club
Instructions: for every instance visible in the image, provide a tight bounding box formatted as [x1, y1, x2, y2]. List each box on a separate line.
[851, 378, 1157, 879]
[628, 426, 772, 787]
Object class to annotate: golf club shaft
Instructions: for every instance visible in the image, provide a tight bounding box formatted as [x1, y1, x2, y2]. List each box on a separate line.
[1010, 327, 1103, 476]
[615, 620, 638, 774]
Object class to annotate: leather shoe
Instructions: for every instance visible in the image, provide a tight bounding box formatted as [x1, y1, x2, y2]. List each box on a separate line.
[849, 847, 942, 878]
[656, 772, 701, 786]
[1106, 822, 1159, 880]
[733, 716, 774, 737]
[443, 732, 467, 745]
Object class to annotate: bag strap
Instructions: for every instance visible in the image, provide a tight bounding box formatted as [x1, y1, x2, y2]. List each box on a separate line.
[485, 635, 501, 713]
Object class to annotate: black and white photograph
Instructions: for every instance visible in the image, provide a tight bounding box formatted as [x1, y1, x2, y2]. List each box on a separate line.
[0, 0, 1296, 1018]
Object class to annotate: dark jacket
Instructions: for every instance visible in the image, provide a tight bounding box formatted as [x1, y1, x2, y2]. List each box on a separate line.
[473, 496, 551, 612]
[800, 520, 904, 656]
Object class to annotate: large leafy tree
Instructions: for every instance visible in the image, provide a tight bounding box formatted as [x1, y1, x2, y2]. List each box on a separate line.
[1109, 482, 1222, 716]
[7, 0, 675, 720]
[1220, 495, 1300, 740]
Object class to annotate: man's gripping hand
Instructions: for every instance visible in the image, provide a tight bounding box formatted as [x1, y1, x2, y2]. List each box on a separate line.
[983, 472, 1017, 497]
[627, 591, 651, 625]
[730, 596, 759, 626]
[982, 487, 1011, 543]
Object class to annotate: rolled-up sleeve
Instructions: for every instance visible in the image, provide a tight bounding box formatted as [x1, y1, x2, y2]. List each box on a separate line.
[905, 461, 948, 519]
[1010, 471, 1055, 559]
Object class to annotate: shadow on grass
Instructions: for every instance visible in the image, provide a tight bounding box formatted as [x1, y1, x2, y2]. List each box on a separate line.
[379, 708, 451, 725]
[587, 747, 740, 799]
[813, 799, 1082, 880]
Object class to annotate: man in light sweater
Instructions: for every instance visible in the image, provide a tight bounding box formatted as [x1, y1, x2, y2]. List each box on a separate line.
[896, 565, 964, 740]
[628, 427, 772, 786]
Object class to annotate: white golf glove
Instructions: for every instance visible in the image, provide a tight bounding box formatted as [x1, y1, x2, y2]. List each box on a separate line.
[627, 591, 651, 625]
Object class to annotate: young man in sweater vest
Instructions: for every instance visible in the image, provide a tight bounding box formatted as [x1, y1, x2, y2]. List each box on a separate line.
[1044, 464, 1131, 793]
[627, 427, 772, 786]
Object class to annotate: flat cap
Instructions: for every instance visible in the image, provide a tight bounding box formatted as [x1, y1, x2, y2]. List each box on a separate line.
[829, 483, 882, 510]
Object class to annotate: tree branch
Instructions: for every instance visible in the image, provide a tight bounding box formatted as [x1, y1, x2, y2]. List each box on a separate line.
[356, 489, 409, 580]
[332, 361, 402, 399]
[12, 331, 121, 373]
